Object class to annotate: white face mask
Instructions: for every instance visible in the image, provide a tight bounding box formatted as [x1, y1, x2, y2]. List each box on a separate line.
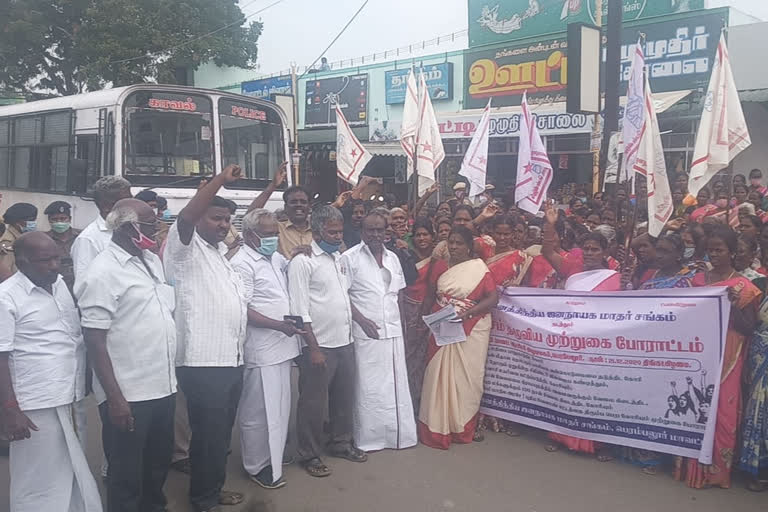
[684, 247, 695, 259]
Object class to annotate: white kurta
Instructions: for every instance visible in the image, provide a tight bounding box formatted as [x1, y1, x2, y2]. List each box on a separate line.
[10, 405, 102, 512]
[238, 362, 292, 481]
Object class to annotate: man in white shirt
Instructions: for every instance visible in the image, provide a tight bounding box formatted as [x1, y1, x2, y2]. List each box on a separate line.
[231, 209, 303, 490]
[287, 205, 367, 478]
[340, 211, 417, 452]
[71, 175, 132, 290]
[77, 199, 177, 512]
[163, 164, 247, 512]
[0, 232, 102, 512]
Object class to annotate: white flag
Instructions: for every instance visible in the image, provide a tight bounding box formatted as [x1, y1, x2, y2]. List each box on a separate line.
[688, 33, 751, 197]
[515, 93, 553, 214]
[458, 99, 492, 198]
[414, 72, 445, 195]
[633, 75, 673, 237]
[335, 104, 372, 185]
[400, 67, 419, 178]
[622, 39, 646, 179]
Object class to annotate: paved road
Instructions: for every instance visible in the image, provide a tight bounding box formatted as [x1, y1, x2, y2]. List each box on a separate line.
[2, 379, 766, 512]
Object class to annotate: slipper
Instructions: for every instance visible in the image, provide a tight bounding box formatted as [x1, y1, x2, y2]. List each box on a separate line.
[302, 457, 332, 477]
[472, 430, 485, 442]
[545, 444, 559, 452]
[329, 446, 368, 463]
[641, 466, 657, 476]
[596, 454, 614, 463]
[218, 490, 244, 506]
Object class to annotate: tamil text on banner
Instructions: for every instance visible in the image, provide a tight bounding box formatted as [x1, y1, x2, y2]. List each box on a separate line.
[241, 75, 293, 100]
[385, 63, 453, 105]
[480, 288, 730, 463]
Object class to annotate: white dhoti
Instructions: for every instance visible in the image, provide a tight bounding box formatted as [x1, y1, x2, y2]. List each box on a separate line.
[238, 361, 292, 482]
[353, 336, 417, 451]
[10, 405, 102, 512]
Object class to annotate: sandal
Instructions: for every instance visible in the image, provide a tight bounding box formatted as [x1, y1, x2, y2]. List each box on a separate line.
[641, 466, 657, 476]
[596, 453, 614, 463]
[218, 490, 244, 506]
[545, 444, 559, 452]
[473, 430, 485, 442]
[302, 457, 332, 477]
[329, 445, 368, 463]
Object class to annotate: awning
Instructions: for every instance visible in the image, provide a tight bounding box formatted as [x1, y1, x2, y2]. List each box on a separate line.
[363, 142, 404, 157]
[619, 89, 693, 113]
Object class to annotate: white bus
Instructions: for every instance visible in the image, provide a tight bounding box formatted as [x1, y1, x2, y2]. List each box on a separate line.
[0, 84, 292, 229]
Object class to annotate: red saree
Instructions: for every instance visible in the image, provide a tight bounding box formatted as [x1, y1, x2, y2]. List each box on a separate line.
[486, 249, 533, 288]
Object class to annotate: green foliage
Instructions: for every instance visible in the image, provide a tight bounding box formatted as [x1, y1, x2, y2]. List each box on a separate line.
[0, 0, 262, 95]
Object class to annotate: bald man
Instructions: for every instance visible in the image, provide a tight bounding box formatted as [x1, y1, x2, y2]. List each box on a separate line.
[77, 199, 177, 512]
[0, 232, 101, 512]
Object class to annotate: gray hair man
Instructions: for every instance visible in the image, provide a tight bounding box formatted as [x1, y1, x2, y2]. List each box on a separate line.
[77, 198, 177, 512]
[230, 208, 303, 489]
[287, 205, 367, 478]
[0, 232, 101, 512]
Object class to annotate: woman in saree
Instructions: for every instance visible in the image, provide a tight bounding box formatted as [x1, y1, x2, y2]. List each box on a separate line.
[675, 226, 761, 489]
[541, 202, 619, 459]
[528, 218, 568, 289]
[431, 205, 496, 262]
[735, 233, 768, 294]
[419, 226, 499, 449]
[481, 215, 534, 436]
[403, 219, 436, 416]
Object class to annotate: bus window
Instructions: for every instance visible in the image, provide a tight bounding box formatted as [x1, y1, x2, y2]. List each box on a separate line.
[219, 98, 284, 189]
[124, 92, 213, 186]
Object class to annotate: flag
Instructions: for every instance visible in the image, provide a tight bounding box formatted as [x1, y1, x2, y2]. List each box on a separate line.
[622, 39, 646, 180]
[515, 92, 553, 215]
[400, 67, 419, 178]
[688, 33, 751, 197]
[413, 71, 445, 195]
[633, 75, 673, 237]
[458, 99, 492, 198]
[335, 104, 372, 185]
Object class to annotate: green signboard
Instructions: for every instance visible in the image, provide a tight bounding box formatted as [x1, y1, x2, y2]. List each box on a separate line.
[468, 0, 706, 48]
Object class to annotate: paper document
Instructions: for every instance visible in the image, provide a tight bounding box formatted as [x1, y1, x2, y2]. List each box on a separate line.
[422, 305, 467, 346]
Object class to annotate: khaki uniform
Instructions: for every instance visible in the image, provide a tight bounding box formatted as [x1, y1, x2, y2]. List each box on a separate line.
[277, 219, 313, 258]
[46, 228, 82, 294]
[0, 225, 22, 281]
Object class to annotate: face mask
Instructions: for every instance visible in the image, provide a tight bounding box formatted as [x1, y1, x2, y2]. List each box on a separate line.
[50, 222, 71, 234]
[131, 223, 158, 251]
[317, 239, 341, 254]
[715, 199, 728, 209]
[252, 235, 279, 256]
[21, 221, 37, 233]
[751, 178, 762, 187]
[684, 247, 695, 259]
[162, 209, 172, 221]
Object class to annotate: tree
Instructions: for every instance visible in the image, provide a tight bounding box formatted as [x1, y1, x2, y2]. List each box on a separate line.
[0, 0, 262, 96]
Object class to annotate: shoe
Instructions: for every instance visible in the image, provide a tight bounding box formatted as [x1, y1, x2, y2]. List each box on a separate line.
[250, 466, 287, 490]
[282, 453, 295, 466]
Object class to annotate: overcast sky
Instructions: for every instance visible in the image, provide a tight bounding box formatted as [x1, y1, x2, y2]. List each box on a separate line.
[246, 0, 767, 75]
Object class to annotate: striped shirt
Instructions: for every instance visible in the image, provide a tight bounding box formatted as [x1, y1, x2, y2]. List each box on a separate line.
[164, 222, 247, 367]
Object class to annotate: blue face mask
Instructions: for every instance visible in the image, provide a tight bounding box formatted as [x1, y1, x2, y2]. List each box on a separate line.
[21, 221, 37, 233]
[162, 209, 172, 221]
[317, 239, 342, 254]
[254, 235, 279, 256]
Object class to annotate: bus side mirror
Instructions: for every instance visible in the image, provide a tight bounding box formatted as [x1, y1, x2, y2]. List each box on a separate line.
[70, 159, 89, 195]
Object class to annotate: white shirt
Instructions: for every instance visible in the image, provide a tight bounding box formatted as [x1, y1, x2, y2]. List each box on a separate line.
[340, 243, 406, 340]
[71, 215, 112, 291]
[77, 242, 177, 403]
[287, 241, 352, 349]
[164, 222, 246, 367]
[0, 273, 86, 411]
[231, 246, 301, 367]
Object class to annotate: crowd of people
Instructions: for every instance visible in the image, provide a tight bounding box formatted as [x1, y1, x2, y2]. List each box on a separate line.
[2, 163, 768, 512]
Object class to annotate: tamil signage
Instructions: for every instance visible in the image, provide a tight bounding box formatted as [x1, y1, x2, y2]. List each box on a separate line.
[468, 0, 705, 48]
[465, 37, 569, 108]
[385, 63, 453, 104]
[241, 76, 293, 100]
[304, 74, 368, 128]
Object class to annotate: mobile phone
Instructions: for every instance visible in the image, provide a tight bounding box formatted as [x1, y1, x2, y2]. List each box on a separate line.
[284, 315, 305, 330]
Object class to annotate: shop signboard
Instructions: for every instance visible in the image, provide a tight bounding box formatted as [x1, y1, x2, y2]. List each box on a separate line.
[468, 0, 706, 48]
[304, 74, 368, 128]
[241, 76, 293, 100]
[385, 63, 453, 104]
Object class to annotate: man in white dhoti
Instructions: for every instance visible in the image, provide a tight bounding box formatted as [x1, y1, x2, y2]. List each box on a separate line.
[231, 209, 303, 489]
[340, 210, 418, 452]
[0, 232, 102, 512]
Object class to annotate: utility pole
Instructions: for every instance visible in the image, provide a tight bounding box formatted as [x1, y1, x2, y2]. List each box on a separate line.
[599, 0, 623, 190]
[590, 0, 603, 195]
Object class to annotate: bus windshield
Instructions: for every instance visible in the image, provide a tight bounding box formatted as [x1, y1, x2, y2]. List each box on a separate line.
[124, 91, 214, 187]
[219, 98, 284, 189]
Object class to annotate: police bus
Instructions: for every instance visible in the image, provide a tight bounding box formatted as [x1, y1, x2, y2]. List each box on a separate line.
[0, 85, 292, 229]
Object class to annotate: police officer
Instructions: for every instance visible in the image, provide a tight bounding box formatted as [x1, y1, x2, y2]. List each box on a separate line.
[44, 200, 81, 293]
[0, 202, 38, 281]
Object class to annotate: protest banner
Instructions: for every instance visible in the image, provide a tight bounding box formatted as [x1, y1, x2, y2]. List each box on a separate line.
[480, 287, 730, 463]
